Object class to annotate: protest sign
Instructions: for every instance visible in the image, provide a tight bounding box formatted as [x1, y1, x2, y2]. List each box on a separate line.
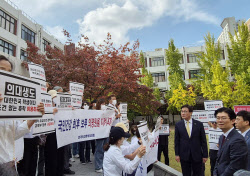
[208, 110, 216, 122]
[204, 100, 223, 111]
[32, 79, 47, 94]
[155, 116, 162, 132]
[69, 81, 84, 96]
[234, 105, 250, 113]
[137, 122, 149, 152]
[71, 95, 82, 108]
[55, 109, 115, 148]
[203, 123, 209, 134]
[55, 93, 72, 109]
[119, 103, 128, 114]
[28, 63, 46, 81]
[159, 124, 169, 135]
[15, 136, 24, 161]
[0, 70, 42, 119]
[32, 113, 55, 136]
[41, 93, 53, 113]
[208, 128, 223, 144]
[191, 110, 208, 123]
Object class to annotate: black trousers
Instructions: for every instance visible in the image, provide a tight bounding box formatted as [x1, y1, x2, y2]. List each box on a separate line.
[18, 137, 39, 176]
[209, 149, 218, 176]
[37, 145, 45, 176]
[44, 132, 64, 176]
[180, 154, 203, 176]
[157, 144, 169, 165]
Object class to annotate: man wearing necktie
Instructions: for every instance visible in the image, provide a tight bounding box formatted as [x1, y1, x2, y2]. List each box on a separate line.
[213, 107, 248, 176]
[174, 105, 208, 176]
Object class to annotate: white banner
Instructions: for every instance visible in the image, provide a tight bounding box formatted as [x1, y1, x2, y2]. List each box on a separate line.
[135, 130, 159, 176]
[32, 113, 55, 136]
[55, 109, 115, 148]
[0, 70, 42, 119]
[28, 63, 46, 81]
[55, 93, 72, 109]
[208, 111, 216, 122]
[191, 110, 208, 123]
[204, 100, 223, 111]
[209, 128, 223, 144]
[71, 95, 82, 108]
[137, 122, 149, 152]
[159, 124, 169, 135]
[69, 81, 84, 96]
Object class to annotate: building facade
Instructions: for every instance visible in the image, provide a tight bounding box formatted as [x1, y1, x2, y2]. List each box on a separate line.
[0, 0, 64, 76]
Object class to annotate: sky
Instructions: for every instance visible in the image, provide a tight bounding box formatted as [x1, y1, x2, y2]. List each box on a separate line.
[11, 0, 250, 51]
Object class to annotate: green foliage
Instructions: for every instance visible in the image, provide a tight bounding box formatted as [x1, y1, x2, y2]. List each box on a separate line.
[227, 22, 250, 85]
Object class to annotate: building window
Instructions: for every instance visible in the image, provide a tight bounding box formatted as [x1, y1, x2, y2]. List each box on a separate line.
[189, 70, 200, 79]
[0, 9, 17, 35]
[151, 57, 164, 67]
[43, 39, 50, 52]
[144, 58, 147, 67]
[220, 50, 225, 60]
[20, 49, 28, 61]
[152, 73, 165, 83]
[0, 39, 15, 56]
[21, 25, 35, 44]
[187, 53, 200, 63]
[182, 70, 185, 80]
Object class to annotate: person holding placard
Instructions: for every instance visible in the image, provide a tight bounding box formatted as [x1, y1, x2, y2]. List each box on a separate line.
[235, 110, 250, 171]
[106, 95, 121, 127]
[103, 127, 146, 176]
[0, 55, 45, 175]
[158, 116, 169, 165]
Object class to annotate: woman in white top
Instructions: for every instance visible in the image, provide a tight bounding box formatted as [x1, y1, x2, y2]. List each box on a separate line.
[103, 127, 146, 176]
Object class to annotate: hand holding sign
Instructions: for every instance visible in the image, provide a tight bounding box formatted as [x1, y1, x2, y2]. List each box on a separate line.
[0, 93, 3, 102]
[137, 145, 146, 158]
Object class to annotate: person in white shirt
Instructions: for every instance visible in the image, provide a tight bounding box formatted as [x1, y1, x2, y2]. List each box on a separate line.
[106, 95, 121, 127]
[103, 127, 146, 176]
[0, 55, 45, 175]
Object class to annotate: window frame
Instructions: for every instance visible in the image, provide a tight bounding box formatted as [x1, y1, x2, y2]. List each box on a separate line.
[21, 24, 35, 44]
[0, 9, 17, 35]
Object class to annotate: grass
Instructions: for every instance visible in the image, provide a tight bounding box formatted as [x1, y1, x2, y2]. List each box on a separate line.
[160, 126, 211, 176]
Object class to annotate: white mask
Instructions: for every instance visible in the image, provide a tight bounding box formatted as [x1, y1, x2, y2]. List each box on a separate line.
[84, 105, 89, 110]
[112, 100, 117, 106]
[101, 105, 106, 110]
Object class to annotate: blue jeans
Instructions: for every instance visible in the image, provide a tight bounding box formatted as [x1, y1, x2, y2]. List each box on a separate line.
[72, 143, 79, 156]
[95, 138, 108, 170]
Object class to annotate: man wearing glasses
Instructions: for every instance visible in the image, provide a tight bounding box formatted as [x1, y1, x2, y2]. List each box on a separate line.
[213, 107, 248, 176]
[174, 105, 208, 176]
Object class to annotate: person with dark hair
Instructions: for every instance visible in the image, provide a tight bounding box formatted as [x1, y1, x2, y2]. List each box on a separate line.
[106, 95, 121, 127]
[235, 110, 250, 171]
[158, 116, 169, 165]
[174, 104, 208, 176]
[103, 127, 146, 176]
[213, 107, 248, 176]
[95, 98, 108, 173]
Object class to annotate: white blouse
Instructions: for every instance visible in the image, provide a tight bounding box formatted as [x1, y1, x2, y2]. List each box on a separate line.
[103, 145, 141, 176]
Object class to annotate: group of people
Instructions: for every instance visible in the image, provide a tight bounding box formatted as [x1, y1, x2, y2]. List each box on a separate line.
[0, 54, 250, 176]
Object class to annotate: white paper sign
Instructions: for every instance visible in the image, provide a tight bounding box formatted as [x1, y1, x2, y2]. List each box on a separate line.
[209, 128, 223, 144]
[159, 124, 169, 135]
[55, 93, 72, 109]
[28, 63, 46, 81]
[32, 79, 47, 94]
[32, 113, 55, 136]
[204, 100, 223, 111]
[138, 122, 149, 151]
[203, 123, 209, 134]
[71, 95, 82, 108]
[41, 93, 53, 113]
[155, 116, 161, 131]
[208, 111, 216, 122]
[121, 113, 128, 123]
[55, 109, 115, 148]
[191, 110, 208, 123]
[119, 103, 128, 114]
[0, 70, 42, 119]
[69, 82, 84, 96]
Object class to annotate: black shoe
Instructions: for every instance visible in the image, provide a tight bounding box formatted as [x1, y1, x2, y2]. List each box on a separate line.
[69, 163, 72, 167]
[64, 169, 75, 175]
[87, 160, 92, 164]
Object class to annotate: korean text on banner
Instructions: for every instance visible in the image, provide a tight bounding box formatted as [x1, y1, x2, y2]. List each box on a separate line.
[209, 128, 223, 144]
[32, 113, 55, 136]
[204, 100, 223, 111]
[55, 93, 72, 109]
[28, 63, 46, 81]
[159, 124, 169, 135]
[191, 111, 208, 123]
[0, 70, 42, 119]
[69, 81, 84, 96]
[234, 105, 250, 113]
[207, 111, 216, 122]
[55, 109, 115, 148]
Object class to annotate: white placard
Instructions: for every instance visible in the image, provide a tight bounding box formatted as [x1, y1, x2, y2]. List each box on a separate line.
[204, 100, 223, 111]
[71, 95, 82, 108]
[28, 63, 46, 81]
[0, 70, 42, 119]
[55, 109, 115, 148]
[121, 113, 128, 123]
[55, 93, 72, 109]
[32, 79, 47, 94]
[41, 93, 53, 113]
[69, 81, 84, 96]
[137, 122, 149, 152]
[209, 128, 223, 144]
[208, 111, 216, 122]
[159, 124, 169, 135]
[119, 103, 128, 114]
[203, 123, 209, 134]
[32, 113, 55, 136]
[191, 110, 208, 123]
[155, 116, 161, 131]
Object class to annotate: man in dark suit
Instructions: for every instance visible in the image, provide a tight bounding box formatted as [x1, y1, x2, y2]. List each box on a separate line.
[175, 105, 208, 176]
[235, 110, 250, 171]
[213, 107, 248, 176]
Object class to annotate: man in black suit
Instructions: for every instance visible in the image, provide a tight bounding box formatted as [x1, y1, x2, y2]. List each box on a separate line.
[213, 107, 248, 176]
[175, 105, 208, 176]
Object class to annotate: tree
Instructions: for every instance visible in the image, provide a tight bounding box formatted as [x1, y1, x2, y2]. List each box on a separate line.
[227, 22, 250, 84]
